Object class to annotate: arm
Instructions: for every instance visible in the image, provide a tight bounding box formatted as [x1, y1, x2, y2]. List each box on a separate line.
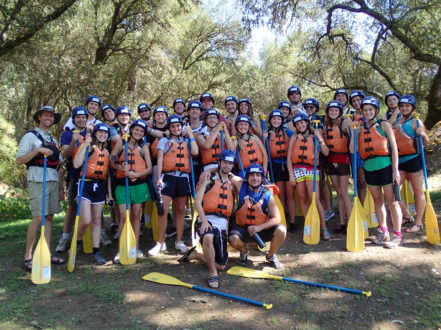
[156, 148, 164, 187]
[253, 136, 268, 171]
[414, 119, 429, 145]
[62, 132, 81, 159]
[248, 195, 281, 235]
[286, 134, 297, 186]
[186, 126, 199, 156]
[251, 120, 263, 137]
[72, 135, 92, 169]
[16, 133, 54, 165]
[223, 124, 235, 150]
[349, 126, 361, 154]
[195, 175, 212, 233]
[315, 129, 329, 157]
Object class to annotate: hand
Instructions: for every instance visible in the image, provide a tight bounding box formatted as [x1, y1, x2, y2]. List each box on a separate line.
[415, 126, 425, 136]
[314, 129, 322, 139]
[126, 170, 138, 179]
[39, 147, 53, 156]
[72, 132, 81, 142]
[156, 179, 163, 190]
[185, 125, 193, 136]
[199, 171, 211, 183]
[392, 170, 400, 185]
[199, 221, 212, 234]
[86, 124, 94, 133]
[247, 225, 260, 236]
[289, 175, 296, 187]
[84, 135, 92, 144]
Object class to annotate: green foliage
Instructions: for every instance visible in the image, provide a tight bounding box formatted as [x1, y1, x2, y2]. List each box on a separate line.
[0, 195, 31, 222]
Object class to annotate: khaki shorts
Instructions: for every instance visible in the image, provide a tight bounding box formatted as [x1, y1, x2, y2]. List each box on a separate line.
[28, 181, 61, 217]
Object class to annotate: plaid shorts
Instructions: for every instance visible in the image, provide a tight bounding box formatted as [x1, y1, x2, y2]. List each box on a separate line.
[293, 167, 320, 183]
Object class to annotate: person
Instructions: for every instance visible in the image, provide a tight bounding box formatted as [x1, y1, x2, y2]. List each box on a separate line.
[185, 100, 204, 133]
[112, 105, 132, 136]
[349, 90, 365, 120]
[334, 89, 353, 116]
[350, 96, 403, 248]
[392, 94, 428, 233]
[277, 100, 295, 131]
[111, 119, 153, 262]
[224, 96, 238, 135]
[323, 101, 352, 234]
[263, 109, 296, 231]
[138, 103, 152, 123]
[101, 104, 117, 125]
[55, 107, 89, 252]
[200, 92, 215, 111]
[17, 106, 65, 272]
[64, 95, 102, 131]
[178, 150, 237, 288]
[235, 98, 263, 137]
[233, 115, 268, 176]
[173, 98, 188, 123]
[148, 115, 199, 256]
[197, 108, 234, 172]
[287, 113, 332, 241]
[229, 164, 287, 269]
[287, 85, 306, 115]
[383, 91, 401, 122]
[73, 123, 111, 265]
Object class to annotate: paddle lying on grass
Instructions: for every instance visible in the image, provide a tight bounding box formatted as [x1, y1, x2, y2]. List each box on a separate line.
[143, 272, 273, 309]
[227, 266, 372, 297]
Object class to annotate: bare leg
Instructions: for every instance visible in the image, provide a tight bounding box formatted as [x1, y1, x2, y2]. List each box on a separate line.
[91, 203, 104, 248]
[173, 196, 187, 243]
[267, 226, 286, 257]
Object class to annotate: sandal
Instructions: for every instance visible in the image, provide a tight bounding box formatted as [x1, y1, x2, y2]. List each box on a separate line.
[23, 259, 32, 272]
[402, 216, 415, 226]
[51, 256, 66, 265]
[178, 246, 196, 263]
[207, 276, 220, 289]
[405, 224, 423, 233]
[322, 228, 332, 241]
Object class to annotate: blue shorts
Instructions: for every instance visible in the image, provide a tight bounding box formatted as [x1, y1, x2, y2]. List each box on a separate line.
[78, 179, 106, 204]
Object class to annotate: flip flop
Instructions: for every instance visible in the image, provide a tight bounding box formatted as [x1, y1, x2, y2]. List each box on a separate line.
[178, 246, 196, 263]
[23, 259, 32, 272]
[51, 256, 66, 265]
[402, 216, 415, 226]
[405, 224, 423, 233]
[207, 276, 220, 289]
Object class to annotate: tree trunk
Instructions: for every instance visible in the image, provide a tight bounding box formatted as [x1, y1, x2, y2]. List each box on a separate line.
[425, 66, 441, 129]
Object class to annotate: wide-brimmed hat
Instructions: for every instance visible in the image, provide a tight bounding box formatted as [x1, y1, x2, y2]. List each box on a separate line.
[33, 106, 62, 125]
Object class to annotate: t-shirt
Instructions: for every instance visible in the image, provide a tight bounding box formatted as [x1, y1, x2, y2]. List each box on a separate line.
[63, 117, 102, 131]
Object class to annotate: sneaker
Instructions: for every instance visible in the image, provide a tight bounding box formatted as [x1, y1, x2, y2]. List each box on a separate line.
[166, 226, 177, 238]
[373, 228, 390, 245]
[55, 236, 69, 252]
[136, 249, 144, 259]
[113, 252, 120, 264]
[175, 240, 189, 253]
[100, 230, 112, 246]
[322, 228, 332, 241]
[148, 242, 162, 257]
[266, 254, 283, 269]
[161, 242, 167, 252]
[239, 251, 248, 266]
[110, 223, 118, 234]
[324, 210, 335, 222]
[383, 235, 402, 249]
[93, 252, 106, 265]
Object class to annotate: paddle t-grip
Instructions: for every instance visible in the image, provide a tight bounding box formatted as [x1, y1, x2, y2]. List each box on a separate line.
[252, 232, 266, 249]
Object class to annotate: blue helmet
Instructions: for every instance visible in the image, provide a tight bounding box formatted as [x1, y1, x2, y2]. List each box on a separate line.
[130, 119, 148, 131]
[293, 112, 310, 124]
[334, 88, 348, 99]
[93, 122, 110, 133]
[326, 100, 343, 116]
[385, 91, 401, 104]
[167, 114, 183, 127]
[187, 100, 202, 110]
[277, 101, 291, 110]
[238, 98, 252, 107]
[245, 164, 265, 178]
[85, 95, 101, 105]
[398, 94, 417, 108]
[361, 96, 380, 110]
[225, 96, 238, 106]
[219, 149, 236, 163]
[268, 109, 284, 120]
[204, 108, 220, 120]
[71, 106, 88, 119]
[303, 98, 320, 110]
[153, 106, 168, 117]
[349, 90, 365, 106]
[138, 103, 152, 113]
[101, 104, 115, 113]
[235, 114, 252, 126]
[115, 106, 132, 116]
[173, 98, 186, 108]
[200, 92, 215, 103]
[287, 86, 301, 95]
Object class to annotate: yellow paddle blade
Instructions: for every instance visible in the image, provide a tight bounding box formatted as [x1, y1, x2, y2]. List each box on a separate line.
[356, 200, 369, 239]
[227, 266, 283, 280]
[151, 203, 158, 242]
[143, 272, 193, 288]
[144, 200, 153, 228]
[402, 180, 416, 215]
[425, 191, 441, 245]
[274, 195, 287, 227]
[363, 190, 377, 228]
[67, 215, 80, 273]
[31, 226, 51, 284]
[82, 224, 93, 254]
[346, 197, 365, 252]
[190, 197, 200, 248]
[303, 192, 320, 245]
[119, 210, 136, 265]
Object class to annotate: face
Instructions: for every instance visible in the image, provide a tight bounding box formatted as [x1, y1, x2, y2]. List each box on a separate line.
[335, 93, 348, 106]
[351, 96, 362, 110]
[188, 107, 201, 119]
[154, 112, 167, 125]
[219, 160, 234, 174]
[131, 126, 145, 140]
[201, 97, 213, 110]
[239, 102, 250, 114]
[327, 107, 340, 120]
[288, 92, 301, 104]
[169, 122, 182, 136]
[304, 105, 317, 116]
[87, 101, 100, 115]
[73, 114, 87, 129]
[294, 119, 308, 133]
[94, 130, 109, 143]
[236, 121, 250, 134]
[279, 106, 290, 118]
[225, 101, 237, 114]
[387, 96, 399, 109]
[139, 109, 151, 121]
[399, 103, 414, 116]
[362, 104, 377, 120]
[205, 114, 219, 128]
[270, 116, 282, 128]
[247, 172, 263, 188]
[173, 103, 186, 115]
[103, 109, 115, 122]
[38, 111, 55, 127]
[117, 113, 130, 125]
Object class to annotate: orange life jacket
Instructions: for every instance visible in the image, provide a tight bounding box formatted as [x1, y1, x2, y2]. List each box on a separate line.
[201, 133, 221, 165]
[162, 139, 191, 173]
[291, 134, 319, 167]
[393, 119, 418, 156]
[150, 138, 159, 159]
[238, 137, 264, 169]
[235, 185, 271, 226]
[115, 145, 147, 179]
[81, 145, 109, 180]
[358, 121, 390, 160]
[203, 178, 234, 218]
[71, 135, 85, 160]
[268, 130, 289, 158]
[324, 120, 349, 154]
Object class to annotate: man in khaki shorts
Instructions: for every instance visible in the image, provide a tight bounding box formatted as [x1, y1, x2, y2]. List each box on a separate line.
[16, 106, 66, 272]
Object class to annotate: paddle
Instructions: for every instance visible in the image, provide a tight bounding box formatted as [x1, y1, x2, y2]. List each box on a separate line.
[143, 272, 273, 309]
[259, 115, 275, 183]
[31, 155, 51, 284]
[187, 137, 199, 248]
[401, 180, 416, 216]
[67, 145, 90, 273]
[417, 120, 440, 245]
[303, 120, 321, 245]
[363, 189, 378, 228]
[119, 135, 137, 265]
[227, 266, 372, 297]
[346, 123, 366, 252]
[234, 136, 246, 178]
[82, 224, 93, 254]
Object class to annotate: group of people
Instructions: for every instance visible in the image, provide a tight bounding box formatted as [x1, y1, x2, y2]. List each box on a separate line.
[17, 86, 429, 289]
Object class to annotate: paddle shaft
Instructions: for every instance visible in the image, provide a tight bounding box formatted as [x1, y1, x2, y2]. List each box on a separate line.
[281, 277, 367, 295]
[124, 138, 130, 210]
[220, 129, 225, 152]
[312, 122, 319, 193]
[41, 155, 47, 225]
[352, 124, 358, 197]
[76, 145, 90, 217]
[187, 138, 196, 199]
[260, 118, 275, 183]
[416, 120, 429, 190]
[236, 144, 246, 178]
